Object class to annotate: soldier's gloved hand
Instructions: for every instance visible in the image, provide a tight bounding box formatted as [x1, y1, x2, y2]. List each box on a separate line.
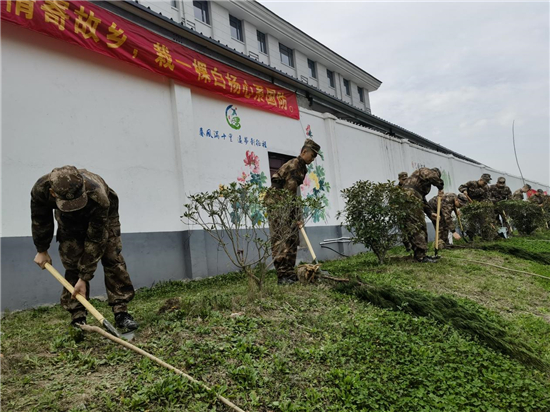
[452, 232, 462, 241]
[34, 251, 52, 269]
[431, 213, 438, 221]
[296, 220, 303, 228]
[72, 278, 87, 300]
[438, 189, 444, 196]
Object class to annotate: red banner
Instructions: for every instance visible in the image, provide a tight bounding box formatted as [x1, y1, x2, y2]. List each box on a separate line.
[1, 0, 299, 119]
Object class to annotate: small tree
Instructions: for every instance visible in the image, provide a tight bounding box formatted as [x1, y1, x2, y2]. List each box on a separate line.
[501, 200, 545, 235]
[337, 180, 422, 264]
[183, 183, 321, 290]
[461, 201, 498, 241]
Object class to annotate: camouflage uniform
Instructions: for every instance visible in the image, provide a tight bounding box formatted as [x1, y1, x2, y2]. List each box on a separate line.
[397, 172, 411, 251]
[402, 168, 444, 261]
[428, 193, 467, 248]
[31, 166, 135, 320]
[529, 190, 545, 205]
[458, 174, 491, 202]
[512, 189, 525, 200]
[490, 177, 512, 228]
[397, 172, 408, 188]
[268, 139, 320, 281]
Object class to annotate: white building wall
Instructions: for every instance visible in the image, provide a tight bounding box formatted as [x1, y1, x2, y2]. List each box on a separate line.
[1, 23, 182, 237]
[294, 50, 309, 83]
[140, 0, 180, 21]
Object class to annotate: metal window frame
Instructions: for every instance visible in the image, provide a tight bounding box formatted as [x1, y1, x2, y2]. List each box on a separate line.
[229, 15, 243, 42]
[307, 58, 317, 79]
[343, 78, 350, 96]
[327, 69, 335, 88]
[257, 30, 267, 54]
[358, 86, 364, 102]
[279, 43, 294, 68]
[193, 0, 210, 25]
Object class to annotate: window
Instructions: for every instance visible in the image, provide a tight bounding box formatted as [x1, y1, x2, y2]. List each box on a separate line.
[171, 0, 179, 9]
[279, 43, 294, 67]
[193, 1, 210, 24]
[343, 79, 351, 96]
[229, 15, 243, 42]
[307, 59, 317, 79]
[358, 86, 364, 103]
[327, 69, 335, 88]
[257, 31, 267, 54]
[269, 152, 294, 180]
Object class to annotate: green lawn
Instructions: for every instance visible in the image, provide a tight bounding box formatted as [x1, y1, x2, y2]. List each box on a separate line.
[2, 234, 550, 411]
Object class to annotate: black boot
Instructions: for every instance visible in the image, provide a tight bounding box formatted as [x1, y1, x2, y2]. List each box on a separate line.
[70, 316, 87, 329]
[115, 312, 139, 330]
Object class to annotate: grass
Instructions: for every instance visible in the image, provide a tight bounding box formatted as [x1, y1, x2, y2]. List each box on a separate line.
[2, 232, 550, 411]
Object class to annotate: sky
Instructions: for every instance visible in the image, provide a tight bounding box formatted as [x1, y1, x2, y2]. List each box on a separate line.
[257, 1, 550, 185]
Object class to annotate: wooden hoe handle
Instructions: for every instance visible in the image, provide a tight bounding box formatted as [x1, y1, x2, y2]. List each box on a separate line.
[44, 263, 105, 323]
[300, 226, 317, 263]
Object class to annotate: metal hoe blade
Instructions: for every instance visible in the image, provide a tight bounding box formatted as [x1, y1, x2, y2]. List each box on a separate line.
[102, 319, 135, 341]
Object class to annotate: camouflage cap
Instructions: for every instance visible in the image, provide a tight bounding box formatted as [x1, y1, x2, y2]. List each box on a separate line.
[457, 193, 469, 205]
[497, 177, 506, 184]
[538, 189, 544, 194]
[481, 173, 492, 182]
[303, 138, 320, 155]
[524, 184, 532, 190]
[432, 167, 441, 177]
[49, 165, 88, 212]
[398, 172, 408, 179]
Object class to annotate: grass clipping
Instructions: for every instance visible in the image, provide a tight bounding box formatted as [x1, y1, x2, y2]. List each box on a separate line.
[336, 281, 548, 372]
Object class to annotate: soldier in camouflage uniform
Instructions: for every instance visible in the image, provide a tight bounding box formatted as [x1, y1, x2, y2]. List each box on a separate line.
[402, 167, 445, 262]
[32, 166, 138, 330]
[428, 193, 468, 249]
[458, 173, 492, 202]
[397, 172, 408, 188]
[490, 177, 512, 230]
[529, 189, 546, 206]
[397, 172, 411, 251]
[512, 184, 531, 200]
[268, 139, 320, 284]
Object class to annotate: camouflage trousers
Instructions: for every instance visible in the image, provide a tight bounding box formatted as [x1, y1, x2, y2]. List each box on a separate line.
[269, 217, 299, 280]
[430, 219, 452, 249]
[58, 226, 135, 320]
[403, 190, 428, 261]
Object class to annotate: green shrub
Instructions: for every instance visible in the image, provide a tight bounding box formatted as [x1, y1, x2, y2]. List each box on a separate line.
[461, 201, 498, 241]
[501, 200, 545, 235]
[338, 180, 422, 264]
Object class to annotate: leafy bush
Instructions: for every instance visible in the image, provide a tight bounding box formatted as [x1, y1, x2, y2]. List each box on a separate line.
[183, 182, 321, 290]
[501, 200, 545, 235]
[338, 180, 422, 264]
[461, 201, 498, 241]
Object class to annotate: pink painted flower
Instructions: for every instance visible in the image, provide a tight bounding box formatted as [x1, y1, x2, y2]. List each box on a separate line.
[237, 171, 249, 183]
[301, 173, 312, 194]
[244, 151, 260, 174]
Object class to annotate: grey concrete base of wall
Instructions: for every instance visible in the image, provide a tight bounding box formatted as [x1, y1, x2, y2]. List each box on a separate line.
[1, 224, 436, 312]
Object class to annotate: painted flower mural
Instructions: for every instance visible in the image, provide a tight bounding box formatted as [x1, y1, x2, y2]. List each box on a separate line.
[239, 150, 267, 188]
[300, 125, 331, 223]
[244, 150, 261, 174]
[236, 150, 268, 224]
